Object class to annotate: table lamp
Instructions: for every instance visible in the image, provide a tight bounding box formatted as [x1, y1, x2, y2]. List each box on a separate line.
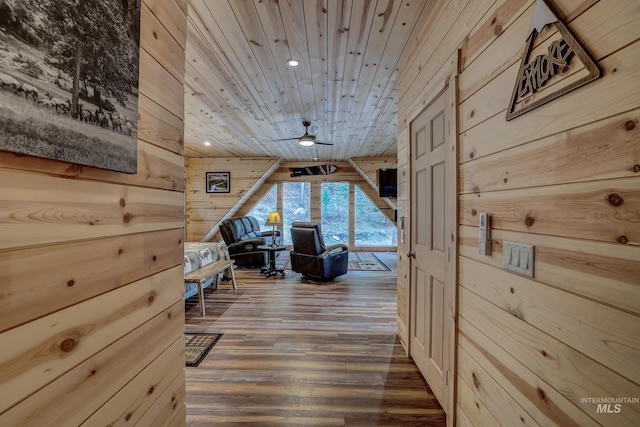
[265, 212, 281, 247]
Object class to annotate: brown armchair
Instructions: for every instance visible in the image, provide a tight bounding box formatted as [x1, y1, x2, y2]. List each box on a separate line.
[289, 222, 348, 281]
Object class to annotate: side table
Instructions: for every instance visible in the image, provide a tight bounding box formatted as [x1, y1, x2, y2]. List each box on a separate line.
[257, 245, 287, 277]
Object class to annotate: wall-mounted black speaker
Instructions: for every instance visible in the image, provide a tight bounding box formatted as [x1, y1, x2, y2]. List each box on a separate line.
[378, 168, 397, 198]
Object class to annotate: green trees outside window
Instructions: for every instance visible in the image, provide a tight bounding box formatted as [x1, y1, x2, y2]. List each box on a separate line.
[247, 184, 277, 232]
[321, 182, 349, 244]
[282, 182, 310, 244]
[246, 181, 396, 247]
[355, 185, 396, 246]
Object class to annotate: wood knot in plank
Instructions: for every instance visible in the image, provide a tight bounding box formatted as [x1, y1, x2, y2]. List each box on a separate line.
[608, 193, 623, 206]
[618, 235, 628, 244]
[59, 337, 78, 353]
[537, 387, 547, 402]
[148, 292, 157, 304]
[633, 164, 640, 173]
[525, 216, 535, 227]
[625, 120, 636, 131]
[540, 349, 554, 359]
[67, 280, 75, 287]
[119, 197, 126, 207]
[472, 371, 480, 389]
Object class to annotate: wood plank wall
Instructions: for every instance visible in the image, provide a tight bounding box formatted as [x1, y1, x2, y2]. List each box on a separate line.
[0, 1, 188, 425]
[397, 0, 640, 426]
[185, 158, 397, 248]
[185, 157, 280, 241]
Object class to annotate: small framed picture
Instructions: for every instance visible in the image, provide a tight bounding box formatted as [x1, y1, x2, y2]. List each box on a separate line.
[206, 172, 230, 193]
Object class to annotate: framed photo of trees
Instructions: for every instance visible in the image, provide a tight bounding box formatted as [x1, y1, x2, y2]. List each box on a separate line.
[0, 0, 141, 173]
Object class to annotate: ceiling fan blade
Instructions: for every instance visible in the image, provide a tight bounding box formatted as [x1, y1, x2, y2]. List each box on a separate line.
[314, 141, 334, 146]
[267, 137, 301, 142]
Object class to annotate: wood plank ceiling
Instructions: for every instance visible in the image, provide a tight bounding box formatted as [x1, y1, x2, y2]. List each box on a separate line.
[184, 0, 436, 161]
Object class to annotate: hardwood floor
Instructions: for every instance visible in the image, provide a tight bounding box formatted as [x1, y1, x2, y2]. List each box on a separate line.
[184, 252, 446, 426]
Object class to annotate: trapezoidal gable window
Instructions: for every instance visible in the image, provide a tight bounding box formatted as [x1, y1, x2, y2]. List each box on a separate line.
[354, 184, 396, 247]
[247, 184, 278, 233]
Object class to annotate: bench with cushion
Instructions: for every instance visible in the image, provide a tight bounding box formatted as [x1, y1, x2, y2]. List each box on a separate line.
[184, 259, 237, 316]
[184, 242, 230, 300]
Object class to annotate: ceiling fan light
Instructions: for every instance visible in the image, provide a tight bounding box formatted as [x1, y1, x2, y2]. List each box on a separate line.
[299, 135, 315, 146]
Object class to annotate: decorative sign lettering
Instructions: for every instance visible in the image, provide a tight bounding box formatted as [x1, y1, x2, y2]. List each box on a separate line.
[506, 0, 601, 121]
[518, 38, 573, 98]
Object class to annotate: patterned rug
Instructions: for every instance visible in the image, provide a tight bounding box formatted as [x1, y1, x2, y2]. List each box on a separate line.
[276, 251, 390, 271]
[185, 333, 222, 367]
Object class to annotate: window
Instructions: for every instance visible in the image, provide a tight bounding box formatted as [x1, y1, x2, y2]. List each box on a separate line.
[354, 185, 396, 246]
[321, 182, 349, 244]
[247, 184, 277, 232]
[282, 182, 310, 244]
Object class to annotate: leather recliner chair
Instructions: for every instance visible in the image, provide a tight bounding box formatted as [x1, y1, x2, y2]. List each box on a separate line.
[289, 222, 348, 281]
[219, 216, 280, 268]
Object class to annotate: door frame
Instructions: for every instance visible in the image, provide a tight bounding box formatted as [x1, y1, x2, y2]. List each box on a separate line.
[405, 53, 459, 427]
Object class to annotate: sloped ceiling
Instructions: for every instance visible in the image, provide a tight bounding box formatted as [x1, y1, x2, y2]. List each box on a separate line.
[184, 0, 436, 161]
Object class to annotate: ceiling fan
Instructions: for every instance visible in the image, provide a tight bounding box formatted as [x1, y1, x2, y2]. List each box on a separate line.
[272, 120, 333, 146]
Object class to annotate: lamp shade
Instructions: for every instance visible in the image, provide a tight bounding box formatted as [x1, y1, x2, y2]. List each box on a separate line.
[265, 212, 281, 226]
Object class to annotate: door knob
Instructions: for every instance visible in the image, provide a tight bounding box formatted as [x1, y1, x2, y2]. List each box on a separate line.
[407, 250, 416, 258]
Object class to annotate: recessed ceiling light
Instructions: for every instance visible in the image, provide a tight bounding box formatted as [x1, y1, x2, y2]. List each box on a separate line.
[287, 59, 299, 67]
[204, 141, 211, 146]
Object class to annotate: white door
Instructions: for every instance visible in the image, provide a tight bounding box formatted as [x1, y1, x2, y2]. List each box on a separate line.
[409, 83, 455, 415]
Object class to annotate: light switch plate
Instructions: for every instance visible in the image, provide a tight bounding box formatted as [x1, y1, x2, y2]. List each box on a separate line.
[503, 241, 534, 277]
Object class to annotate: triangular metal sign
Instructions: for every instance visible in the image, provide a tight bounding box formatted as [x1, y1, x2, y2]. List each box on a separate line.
[506, 0, 602, 121]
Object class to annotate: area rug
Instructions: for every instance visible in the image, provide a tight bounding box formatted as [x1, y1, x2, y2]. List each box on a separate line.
[276, 251, 390, 271]
[185, 333, 223, 367]
[348, 252, 391, 271]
